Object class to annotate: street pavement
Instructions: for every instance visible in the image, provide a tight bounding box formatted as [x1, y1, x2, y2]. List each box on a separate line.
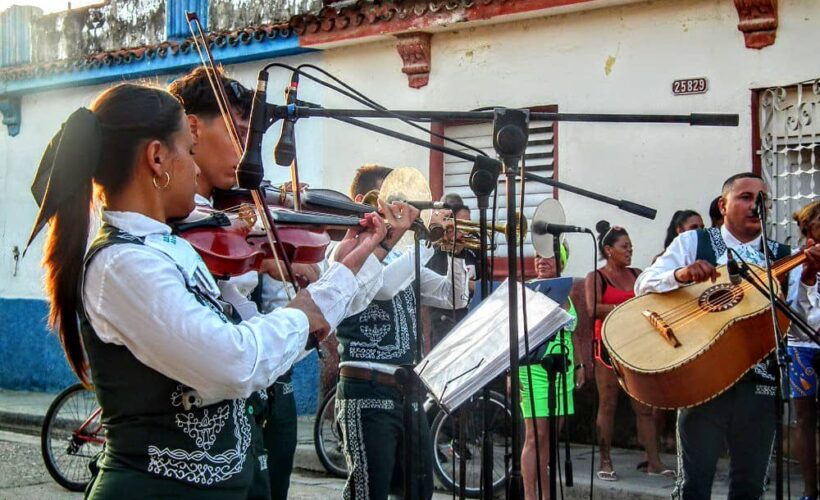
[0, 428, 442, 500]
[0, 389, 806, 499]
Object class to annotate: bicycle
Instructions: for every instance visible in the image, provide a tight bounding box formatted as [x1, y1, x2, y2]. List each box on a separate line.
[41, 383, 105, 492]
[313, 385, 516, 497]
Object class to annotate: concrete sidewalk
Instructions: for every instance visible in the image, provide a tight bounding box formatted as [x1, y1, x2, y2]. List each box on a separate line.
[0, 388, 804, 499]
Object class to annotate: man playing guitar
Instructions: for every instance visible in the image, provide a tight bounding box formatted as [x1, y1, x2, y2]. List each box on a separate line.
[635, 172, 820, 499]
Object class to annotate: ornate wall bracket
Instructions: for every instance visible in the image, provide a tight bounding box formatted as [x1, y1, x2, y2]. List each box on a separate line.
[395, 32, 432, 89]
[0, 97, 21, 136]
[734, 0, 778, 49]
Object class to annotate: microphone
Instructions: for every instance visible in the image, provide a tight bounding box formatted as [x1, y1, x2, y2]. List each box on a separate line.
[236, 70, 269, 190]
[752, 191, 766, 218]
[273, 72, 299, 167]
[428, 223, 445, 242]
[531, 221, 590, 236]
[403, 201, 452, 211]
[727, 249, 743, 286]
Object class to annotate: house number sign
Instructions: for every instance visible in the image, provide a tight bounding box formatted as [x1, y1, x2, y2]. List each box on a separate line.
[672, 77, 708, 95]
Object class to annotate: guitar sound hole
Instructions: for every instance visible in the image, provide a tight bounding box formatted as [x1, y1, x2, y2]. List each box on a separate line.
[698, 284, 744, 312]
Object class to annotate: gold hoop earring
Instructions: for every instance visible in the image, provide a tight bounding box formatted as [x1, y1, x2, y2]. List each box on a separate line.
[152, 171, 171, 190]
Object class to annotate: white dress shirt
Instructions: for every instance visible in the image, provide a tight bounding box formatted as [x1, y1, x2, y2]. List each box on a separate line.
[83, 211, 361, 403]
[636, 226, 766, 295]
[366, 245, 470, 309]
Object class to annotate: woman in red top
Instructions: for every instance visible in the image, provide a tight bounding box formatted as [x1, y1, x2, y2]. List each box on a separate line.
[584, 221, 673, 481]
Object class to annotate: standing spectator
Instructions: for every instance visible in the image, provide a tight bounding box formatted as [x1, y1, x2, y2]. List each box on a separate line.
[709, 196, 723, 228]
[789, 199, 820, 500]
[519, 244, 585, 500]
[663, 210, 705, 250]
[584, 221, 673, 481]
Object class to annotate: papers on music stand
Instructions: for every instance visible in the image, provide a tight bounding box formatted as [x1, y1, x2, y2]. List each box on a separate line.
[415, 279, 572, 413]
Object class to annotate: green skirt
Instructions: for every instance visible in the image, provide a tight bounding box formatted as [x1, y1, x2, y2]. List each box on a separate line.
[518, 335, 574, 418]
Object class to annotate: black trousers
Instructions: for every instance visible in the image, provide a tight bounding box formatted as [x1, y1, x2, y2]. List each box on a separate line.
[674, 380, 776, 500]
[263, 376, 298, 500]
[337, 377, 434, 500]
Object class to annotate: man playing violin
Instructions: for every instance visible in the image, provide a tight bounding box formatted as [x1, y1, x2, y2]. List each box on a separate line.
[169, 67, 370, 499]
[636, 172, 820, 499]
[336, 165, 470, 500]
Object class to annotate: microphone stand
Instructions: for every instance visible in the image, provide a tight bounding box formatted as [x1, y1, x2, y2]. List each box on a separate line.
[757, 194, 787, 500]
[243, 92, 734, 498]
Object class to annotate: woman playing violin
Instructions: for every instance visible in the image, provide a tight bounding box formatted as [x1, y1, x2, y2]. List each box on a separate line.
[28, 83, 386, 499]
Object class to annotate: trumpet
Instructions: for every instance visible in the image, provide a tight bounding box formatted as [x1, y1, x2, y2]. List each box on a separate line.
[432, 213, 526, 254]
[444, 213, 528, 243]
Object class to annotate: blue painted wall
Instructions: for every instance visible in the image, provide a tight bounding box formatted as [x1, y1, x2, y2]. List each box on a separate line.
[0, 297, 320, 414]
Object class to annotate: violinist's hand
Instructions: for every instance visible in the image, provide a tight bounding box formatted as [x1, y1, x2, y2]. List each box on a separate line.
[286, 289, 331, 345]
[379, 201, 420, 246]
[261, 260, 321, 284]
[334, 213, 388, 274]
[429, 208, 452, 226]
[281, 181, 309, 194]
[802, 238, 820, 286]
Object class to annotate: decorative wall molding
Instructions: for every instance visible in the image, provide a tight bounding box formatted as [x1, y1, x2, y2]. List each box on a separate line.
[733, 0, 778, 49]
[395, 32, 432, 89]
[0, 97, 21, 136]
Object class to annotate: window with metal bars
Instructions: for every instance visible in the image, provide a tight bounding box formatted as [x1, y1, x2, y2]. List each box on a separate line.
[757, 80, 820, 246]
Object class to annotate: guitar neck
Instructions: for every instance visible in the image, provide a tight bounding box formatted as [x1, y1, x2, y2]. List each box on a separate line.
[771, 249, 806, 278]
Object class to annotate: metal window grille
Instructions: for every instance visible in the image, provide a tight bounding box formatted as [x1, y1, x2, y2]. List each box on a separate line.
[759, 79, 820, 245]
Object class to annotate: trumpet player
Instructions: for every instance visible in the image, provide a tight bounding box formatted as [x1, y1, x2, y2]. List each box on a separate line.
[426, 195, 479, 348]
[336, 165, 470, 500]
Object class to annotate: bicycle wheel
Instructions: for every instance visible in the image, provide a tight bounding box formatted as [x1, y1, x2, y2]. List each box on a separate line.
[41, 383, 105, 492]
[313, 389, 348, 478]
[430, 390, 516, 497]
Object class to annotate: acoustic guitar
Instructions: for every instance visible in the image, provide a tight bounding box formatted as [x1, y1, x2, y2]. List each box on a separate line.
[601, 251, 806, 409]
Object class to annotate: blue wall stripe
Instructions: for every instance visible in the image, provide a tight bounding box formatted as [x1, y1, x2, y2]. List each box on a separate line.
[0, 297, 319, 413]
[0, 34, 312, 97]
[166, 0, 209, 40]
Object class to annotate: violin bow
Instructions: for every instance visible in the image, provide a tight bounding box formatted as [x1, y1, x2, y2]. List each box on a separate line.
[185, 12, 300, 297]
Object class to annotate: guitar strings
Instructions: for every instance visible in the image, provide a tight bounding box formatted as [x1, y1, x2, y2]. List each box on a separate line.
[662, 256, 803, 331]
[655, 254, 803, 325]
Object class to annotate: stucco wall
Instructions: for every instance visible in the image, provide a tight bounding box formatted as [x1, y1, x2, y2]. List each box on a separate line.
[295, 0, 820, 276]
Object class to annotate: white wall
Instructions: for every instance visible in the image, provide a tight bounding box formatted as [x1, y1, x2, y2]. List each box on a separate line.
[2, 0, 819, 299]
[296, 0, 820, 277]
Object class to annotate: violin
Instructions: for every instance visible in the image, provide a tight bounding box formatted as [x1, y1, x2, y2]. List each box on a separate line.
[213, 182, 376, 218]
[174, 206, 368, 279]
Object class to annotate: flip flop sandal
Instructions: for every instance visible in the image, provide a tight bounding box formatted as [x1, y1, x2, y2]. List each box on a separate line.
[597, 470, 618, 481]
[647, 469, 677, 478]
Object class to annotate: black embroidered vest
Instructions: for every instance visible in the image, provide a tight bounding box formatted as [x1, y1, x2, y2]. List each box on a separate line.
[336, 285, 418, 366]
[79, 224, 254, 495]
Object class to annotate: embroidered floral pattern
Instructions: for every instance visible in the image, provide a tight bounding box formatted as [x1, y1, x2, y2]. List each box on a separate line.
[337, 398, 396, 499]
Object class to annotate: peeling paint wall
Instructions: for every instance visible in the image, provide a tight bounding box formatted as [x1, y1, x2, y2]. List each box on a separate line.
[26, 0, 322, 65]
[208, 0, 322, 30]
[31, 0, 165, 63]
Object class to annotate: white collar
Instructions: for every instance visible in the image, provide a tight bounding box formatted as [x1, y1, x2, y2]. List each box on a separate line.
[102, 211, 172, 237]
[194, 193, 213, 208]
[720, 224, 762, 249]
